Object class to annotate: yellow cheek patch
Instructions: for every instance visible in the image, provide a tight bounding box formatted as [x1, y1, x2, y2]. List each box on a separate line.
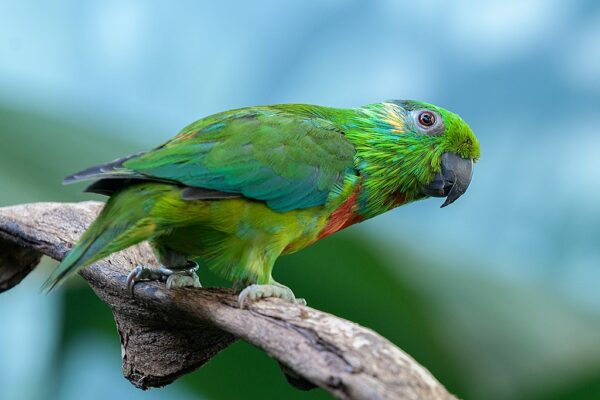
[382, 103, 405, 133]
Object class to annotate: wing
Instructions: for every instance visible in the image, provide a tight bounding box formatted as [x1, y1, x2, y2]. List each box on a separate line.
[117, 107, 356, 212]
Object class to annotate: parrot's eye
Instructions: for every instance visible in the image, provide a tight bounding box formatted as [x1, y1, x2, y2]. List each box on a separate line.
[418, 111, 436, 127]
[410, 108, 444, 135]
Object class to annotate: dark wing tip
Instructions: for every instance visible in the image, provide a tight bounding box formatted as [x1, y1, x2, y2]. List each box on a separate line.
[181, 186, 241, 201]
[63, 174, 81, 185]
[63, 152, 146, 185]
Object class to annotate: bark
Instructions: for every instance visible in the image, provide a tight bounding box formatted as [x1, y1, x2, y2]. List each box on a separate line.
[0, 201, 457, 400]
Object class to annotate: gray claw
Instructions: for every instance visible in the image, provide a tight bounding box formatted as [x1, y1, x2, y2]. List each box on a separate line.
[126, 266, 166, 294]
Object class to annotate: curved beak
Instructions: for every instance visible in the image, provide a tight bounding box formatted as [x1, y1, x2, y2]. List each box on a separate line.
[421, 152, 473, 208]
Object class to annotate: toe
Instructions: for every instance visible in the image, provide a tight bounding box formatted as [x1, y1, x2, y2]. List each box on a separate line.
[237, 283, 303, 308]
[191, 274, 202, 288]
[165, 273, 202, 289]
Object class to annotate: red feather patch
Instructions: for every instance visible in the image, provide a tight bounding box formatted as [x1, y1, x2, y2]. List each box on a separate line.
[317, 192, 364, 240]
[317, 190, 409, 241]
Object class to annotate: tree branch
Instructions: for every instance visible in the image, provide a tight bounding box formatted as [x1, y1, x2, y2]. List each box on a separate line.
[0, 201, 456, 400]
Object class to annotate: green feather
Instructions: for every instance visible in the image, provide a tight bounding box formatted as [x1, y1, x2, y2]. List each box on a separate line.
[123, 106, 357, 212]
[42, 185, 161, 290]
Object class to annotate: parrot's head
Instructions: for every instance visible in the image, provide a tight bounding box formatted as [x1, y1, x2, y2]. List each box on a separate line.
[388, 100, 479, 207]
[354, 100, 480, 211]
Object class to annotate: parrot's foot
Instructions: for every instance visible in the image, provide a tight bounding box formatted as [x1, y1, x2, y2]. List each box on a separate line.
[238, 282, 306, 308]
[126, 261, 201, 294]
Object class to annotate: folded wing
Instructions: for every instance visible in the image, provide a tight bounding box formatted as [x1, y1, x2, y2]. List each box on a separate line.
[67, 107, 357, 212]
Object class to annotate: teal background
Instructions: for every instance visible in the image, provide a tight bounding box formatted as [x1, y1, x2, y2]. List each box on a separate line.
[1, 1, 600, 399]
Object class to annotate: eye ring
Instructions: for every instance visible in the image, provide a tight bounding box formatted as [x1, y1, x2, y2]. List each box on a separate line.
[418, 111, 436, 127]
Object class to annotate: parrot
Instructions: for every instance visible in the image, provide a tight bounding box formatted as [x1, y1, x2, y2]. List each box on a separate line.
[42, 100, 480, 306]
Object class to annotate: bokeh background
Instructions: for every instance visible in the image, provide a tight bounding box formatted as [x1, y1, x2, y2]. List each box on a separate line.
[1, 1, 600, 399]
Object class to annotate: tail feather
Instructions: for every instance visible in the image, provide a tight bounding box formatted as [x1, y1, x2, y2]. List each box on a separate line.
[42, 226, 109, 291]
[42, 187, 158, 291]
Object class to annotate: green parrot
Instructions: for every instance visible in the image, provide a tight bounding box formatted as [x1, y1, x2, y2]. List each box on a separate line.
[43, 100, 480, 306]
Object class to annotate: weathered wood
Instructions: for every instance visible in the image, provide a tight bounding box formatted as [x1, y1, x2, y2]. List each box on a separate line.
[0, 201, 457, 400]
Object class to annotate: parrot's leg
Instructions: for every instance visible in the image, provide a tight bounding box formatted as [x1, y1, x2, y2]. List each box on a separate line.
[235, 246, 306, 308]
[126, 261, 201, 293]
[238, 281, 306, 308]
[126, 246, 201, 293]
[163, 263, 202, 290]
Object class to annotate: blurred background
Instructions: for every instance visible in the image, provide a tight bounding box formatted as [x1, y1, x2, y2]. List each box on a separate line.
[1, 0, 599, 399]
